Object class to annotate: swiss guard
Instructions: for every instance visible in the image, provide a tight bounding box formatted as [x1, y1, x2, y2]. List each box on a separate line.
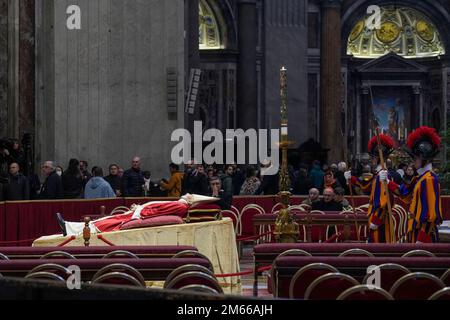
[345, 134, 395, 243]
[380, 126, 443, 243]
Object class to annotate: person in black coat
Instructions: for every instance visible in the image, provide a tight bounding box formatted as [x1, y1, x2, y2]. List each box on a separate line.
[208, 176, 232, 210]
[104, 164, 123, 197]
[62, 159, 83, 199]
[122, 157, 145, 197]
[39, 161, 64, 199]
[4, 163, 29, 200]
[184, 164, 208, 196]
[312, 187, 343, 212]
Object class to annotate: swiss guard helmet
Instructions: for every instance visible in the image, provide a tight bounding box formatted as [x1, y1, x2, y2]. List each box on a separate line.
[368, 134, 395, 158]
[406, 126, 441, 160]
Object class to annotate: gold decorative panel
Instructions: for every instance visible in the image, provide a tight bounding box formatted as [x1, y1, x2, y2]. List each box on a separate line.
[347, 6, 445, 59]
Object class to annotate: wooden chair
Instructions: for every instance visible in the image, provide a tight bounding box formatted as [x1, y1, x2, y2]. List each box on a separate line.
[172, 250, 212, 269]
[40, 251, 76, 260]
[25, 272, 66, 283]
[164, 271, 223, 294]
[178, 284, 220, 294]
[337, 285, 394, 300]
[362, 263, 410, 292]
[92, 272, 145, 288]
[165, 264, 214, 288]
[304, 273, 359, 300]
[339, 248, 374, 257]
[401, 249, 436, 258]
[0, 253, 9, 261]
[428, 287, 450, 300]
[102, 250, 139, 259]
[221, 210, 240, 235]
[27, 263, 70, 280]
[288, 263, 339, 299]
[390, 272, 445, 300]
[92, 263, 146, 286]
[440, 268, 450, 286]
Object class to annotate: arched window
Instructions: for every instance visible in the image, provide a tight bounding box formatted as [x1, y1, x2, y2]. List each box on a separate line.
[347, 6, 445, 59]
[199, 0, 224, 50]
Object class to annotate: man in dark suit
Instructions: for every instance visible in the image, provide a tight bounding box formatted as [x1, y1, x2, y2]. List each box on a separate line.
[39, 161, 64, 199]
[4, 163, 29, 200]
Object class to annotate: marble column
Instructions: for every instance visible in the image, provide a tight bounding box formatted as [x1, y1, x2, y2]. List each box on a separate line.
[0, 0, 8, 138]
[237, 0, 257, 130]
[361, 85, 371, 154]
[320, 0, 343, 163]
[18, 0, 35, 138]
[7, 0, 19, 139]
[411, 85, 421, 130]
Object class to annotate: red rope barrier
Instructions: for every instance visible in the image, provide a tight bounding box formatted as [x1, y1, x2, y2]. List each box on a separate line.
[57, 235, 76, 247]
[236, 231, 273, 242]
[215, 265, 272, 278]
[97, 234, 115, 246]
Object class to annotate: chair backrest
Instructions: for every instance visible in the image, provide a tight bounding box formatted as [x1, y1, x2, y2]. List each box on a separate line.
[390, 272, 445, 300]
[0, 253, 9, 261]
[288, 263, 339, 299]
[172, 250, 212, 270]
[25, 271, 66, 282]
[110, 206, 130, 215]
[92, 263, 146, 286]
[337, 285, 394, 300]
[304, 273, 359, 300]
[239, 204, 265, 236]
[271, 203, 284, 213]
[440, 268, 450, 286]
[27, 263, 70, 280]
[402, 250, 436, 258]
[40, 251, 76, 260]
[362, 263, 410, 291]
[102, 250, 139, 259]
[164, 264, 214, 288]
[92, 272, 145, 287]
[178, 284, 220, 294]
[164, 271, 223, 294]
[221, 210, 240, 235]
[339, 249, 374, 257]
[428, 287, 450, 300]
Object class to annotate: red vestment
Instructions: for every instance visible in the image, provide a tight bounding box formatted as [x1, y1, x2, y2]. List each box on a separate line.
[93, 201, 189, 233]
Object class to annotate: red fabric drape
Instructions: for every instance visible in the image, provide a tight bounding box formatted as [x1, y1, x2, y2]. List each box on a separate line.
[0, 196, 449, 246]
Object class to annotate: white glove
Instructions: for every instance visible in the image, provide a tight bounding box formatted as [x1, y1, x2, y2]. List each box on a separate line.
[344, 171, 352, 181]
[379, 170, 388, 182]
[3, 149, 9, 156]
[370, 223, 378, 231]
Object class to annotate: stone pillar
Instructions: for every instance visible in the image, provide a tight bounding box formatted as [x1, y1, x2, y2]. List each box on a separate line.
[320, 0, 343, 163]
[7, 0, 19, 139]
[412, 85, 421, 130]
[18, 0, 35, 138]
[185, 0, 200, 132]
[237, 0, 257, 130]
[361, 85, 371, 154]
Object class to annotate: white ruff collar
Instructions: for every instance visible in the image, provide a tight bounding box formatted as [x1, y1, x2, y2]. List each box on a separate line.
[417, 163, 433, 176]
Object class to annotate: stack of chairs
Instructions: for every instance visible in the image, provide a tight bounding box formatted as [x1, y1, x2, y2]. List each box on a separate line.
[0, 246, 222, 295]
[252, 243, 450, 300]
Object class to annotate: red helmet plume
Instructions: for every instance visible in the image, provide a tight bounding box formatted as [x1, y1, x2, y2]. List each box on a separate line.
[406, 126, 441, 159]
[368, 134, 395, 157]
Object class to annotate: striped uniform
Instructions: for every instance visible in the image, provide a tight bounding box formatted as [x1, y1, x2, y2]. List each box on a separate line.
[389, 170, 442, 243]
[352, 173, 393, 243]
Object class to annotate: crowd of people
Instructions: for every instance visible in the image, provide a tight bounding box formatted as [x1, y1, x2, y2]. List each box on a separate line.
[0, 137, 430, 211]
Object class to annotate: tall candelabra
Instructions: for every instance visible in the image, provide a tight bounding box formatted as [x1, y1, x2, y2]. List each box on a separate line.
[274, 66, 299, 243]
